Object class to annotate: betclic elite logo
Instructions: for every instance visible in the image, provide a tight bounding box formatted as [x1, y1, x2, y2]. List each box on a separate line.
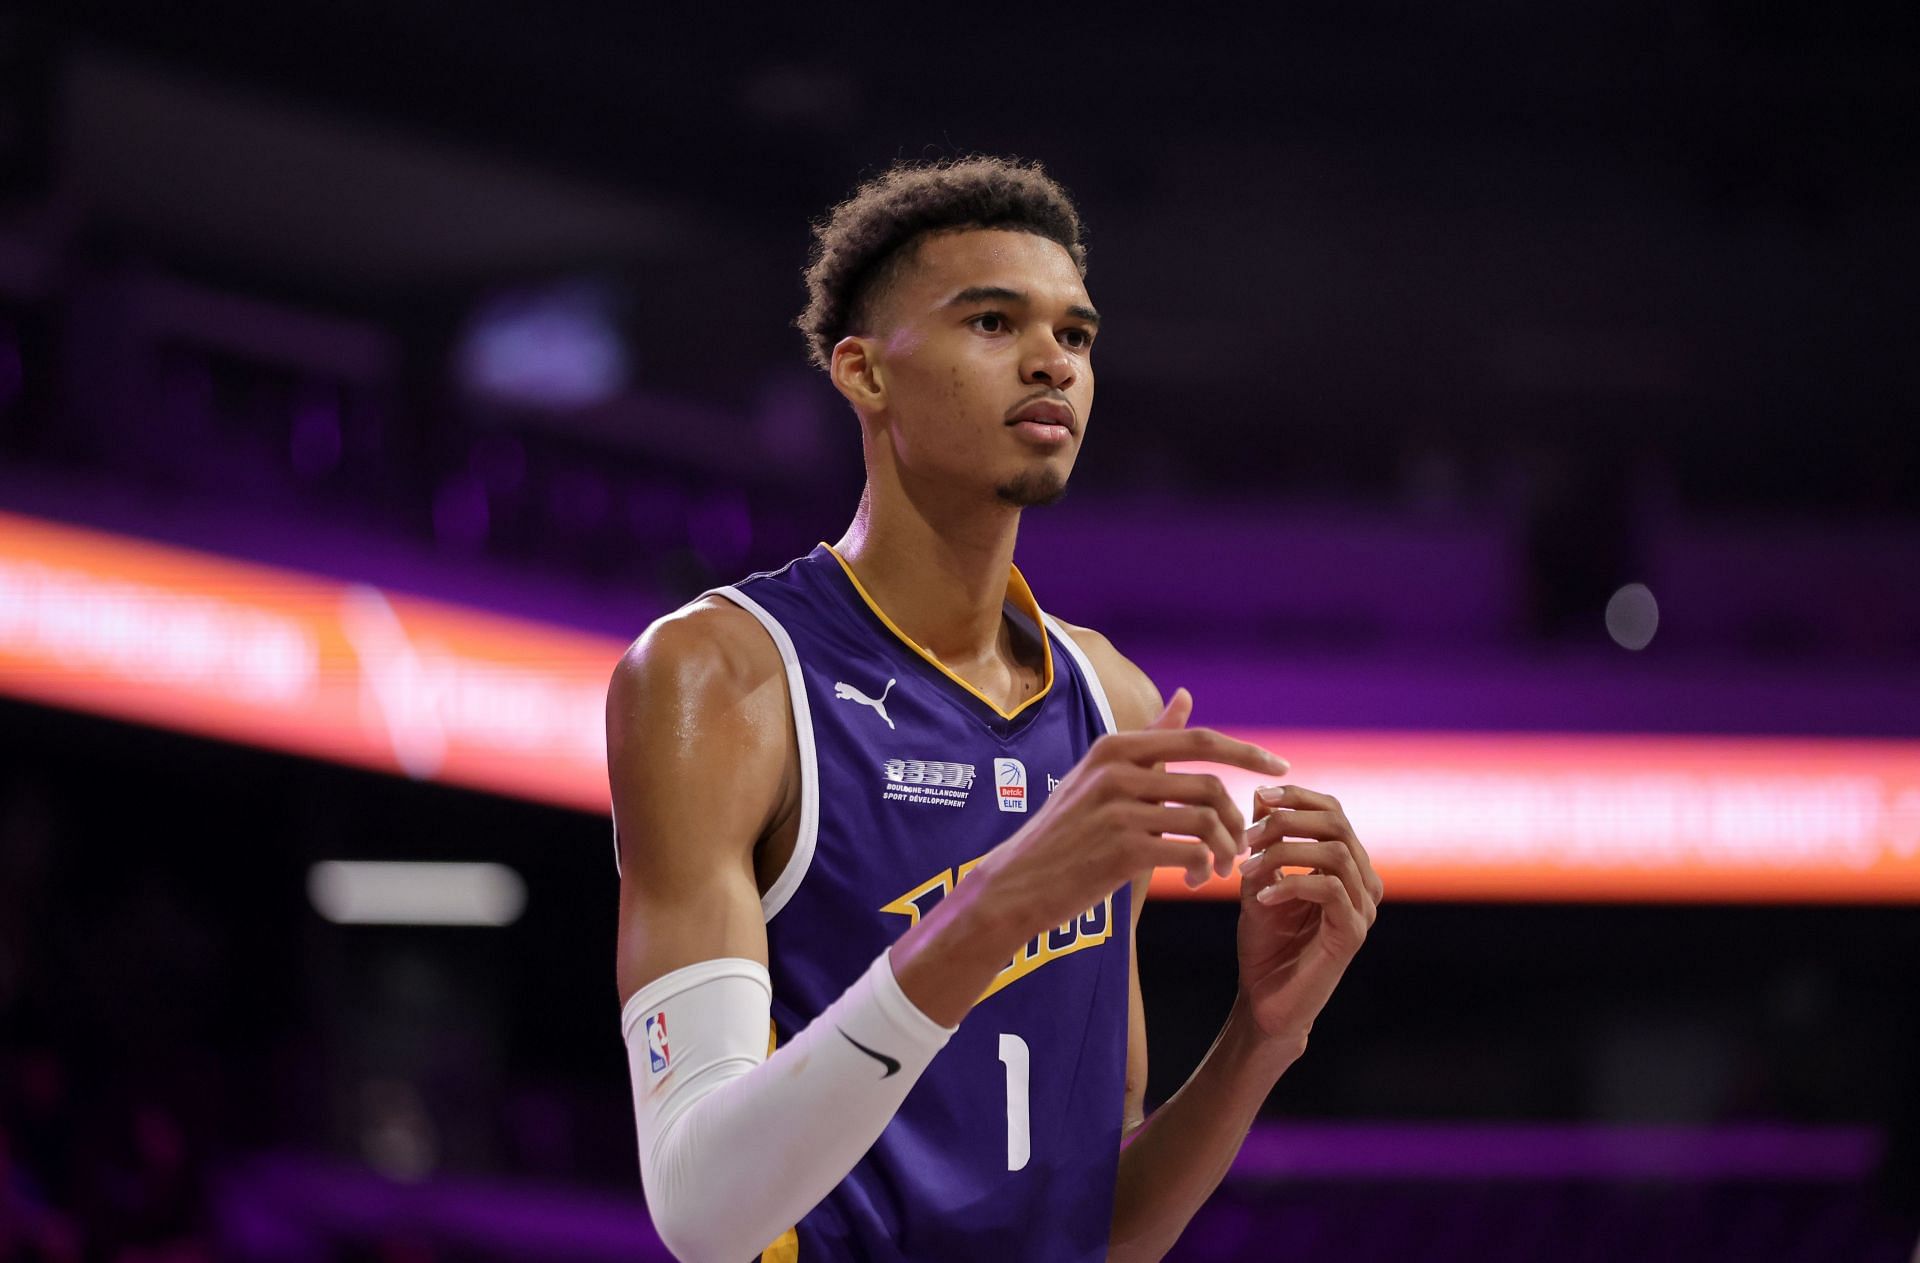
[994, 758, 1028, 813]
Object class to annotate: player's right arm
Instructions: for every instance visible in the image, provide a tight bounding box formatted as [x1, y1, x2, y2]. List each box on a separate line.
[609, 600, 959, 1263]
[610, 597, 784, 1005]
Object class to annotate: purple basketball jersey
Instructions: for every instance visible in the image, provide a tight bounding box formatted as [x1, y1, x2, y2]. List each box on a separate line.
[712, 543, 1129, 1262]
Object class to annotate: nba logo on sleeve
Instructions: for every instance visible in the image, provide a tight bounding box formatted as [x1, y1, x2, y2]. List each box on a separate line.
[994, 758, 1028, 813]
[645, 1012, 670, 1074]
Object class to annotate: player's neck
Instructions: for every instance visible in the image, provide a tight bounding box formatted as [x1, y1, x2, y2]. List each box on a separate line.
[832, 479, 1023, 672]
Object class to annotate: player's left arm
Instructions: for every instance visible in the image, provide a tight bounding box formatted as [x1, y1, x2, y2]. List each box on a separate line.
[1059, 622, 1384, 1263]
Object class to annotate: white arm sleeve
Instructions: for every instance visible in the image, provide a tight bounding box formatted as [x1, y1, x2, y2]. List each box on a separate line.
[622, 948, 956, 1262]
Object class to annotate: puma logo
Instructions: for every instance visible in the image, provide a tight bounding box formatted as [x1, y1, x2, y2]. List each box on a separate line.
[834, 677, 897, 729]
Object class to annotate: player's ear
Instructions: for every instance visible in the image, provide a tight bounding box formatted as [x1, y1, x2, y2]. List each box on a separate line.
[829, 334, 886, 412]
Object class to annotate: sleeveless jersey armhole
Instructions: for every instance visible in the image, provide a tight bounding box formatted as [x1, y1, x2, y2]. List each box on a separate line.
[703, 585, 821, 922]
[1041, 614, 1121, 736]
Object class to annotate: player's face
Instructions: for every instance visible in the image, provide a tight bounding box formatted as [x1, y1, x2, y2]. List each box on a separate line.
[864, 229, 1097, 508]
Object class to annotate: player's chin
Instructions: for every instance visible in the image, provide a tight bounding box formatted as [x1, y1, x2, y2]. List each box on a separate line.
[993, 466, 1072, 509]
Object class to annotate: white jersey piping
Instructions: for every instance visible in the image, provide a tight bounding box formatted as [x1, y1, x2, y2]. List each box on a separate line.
[704, 584, 821, 923]
[1041, 614, 1120, 736]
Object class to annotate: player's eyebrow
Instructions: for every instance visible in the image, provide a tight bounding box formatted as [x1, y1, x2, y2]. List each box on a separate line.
[943, 285, 1101, 327]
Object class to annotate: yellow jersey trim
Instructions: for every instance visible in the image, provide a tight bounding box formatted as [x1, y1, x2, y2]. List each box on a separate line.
[821, 543, 1054, 722]
[761, 1227, 799, 1262]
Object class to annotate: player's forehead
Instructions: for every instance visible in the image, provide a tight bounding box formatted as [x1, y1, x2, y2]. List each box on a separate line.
[902, 228, 1092, 315]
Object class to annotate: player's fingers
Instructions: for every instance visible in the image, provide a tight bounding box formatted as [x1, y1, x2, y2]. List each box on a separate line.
[1146, 686, 1194, 731]
[1255, 873, 1371, 937]
[1114, 727, 1289, 777]
[1139, 830, 1216, 888]
[1240, 838, 1345, 876]
[1241, 839, 1370, 921]
[1256, 785, 1384, 905]
[1244, 810, 1345, 850]
[1138, 803, 1239, 881]
[1120, 768, 1246, 844]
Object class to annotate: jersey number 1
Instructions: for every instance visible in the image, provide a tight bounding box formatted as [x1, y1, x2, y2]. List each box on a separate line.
[998, 1032, 1030, 1172]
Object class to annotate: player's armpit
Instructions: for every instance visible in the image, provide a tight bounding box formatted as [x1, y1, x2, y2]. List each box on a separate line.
[609, 597, 796, 1004]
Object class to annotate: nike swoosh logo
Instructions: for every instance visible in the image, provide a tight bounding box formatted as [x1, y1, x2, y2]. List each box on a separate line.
[838, 1028, 900, 1078]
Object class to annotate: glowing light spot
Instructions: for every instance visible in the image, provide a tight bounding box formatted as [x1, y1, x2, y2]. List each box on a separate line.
[308, 861, 527, 926]
[1606, 582, 1659, 651]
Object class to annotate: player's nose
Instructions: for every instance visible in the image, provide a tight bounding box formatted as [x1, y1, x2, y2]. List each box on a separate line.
[1019, 331, 1074, 390]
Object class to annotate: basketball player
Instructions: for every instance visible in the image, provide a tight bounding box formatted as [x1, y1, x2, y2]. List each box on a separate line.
[609, 157, 1384, 1262]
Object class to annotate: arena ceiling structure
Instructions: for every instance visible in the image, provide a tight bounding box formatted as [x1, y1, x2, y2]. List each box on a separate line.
[32, 0, 1920, 516]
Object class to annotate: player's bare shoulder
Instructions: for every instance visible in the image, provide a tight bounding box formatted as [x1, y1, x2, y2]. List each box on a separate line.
[605, 594, 797, 869]
[608, 594, 788, 736]
[1048, 617, 1163, 734]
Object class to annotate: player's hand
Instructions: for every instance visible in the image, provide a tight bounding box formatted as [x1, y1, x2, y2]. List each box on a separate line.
[975, 687, 1289, 941]
[1233, 785, 1383, 1044]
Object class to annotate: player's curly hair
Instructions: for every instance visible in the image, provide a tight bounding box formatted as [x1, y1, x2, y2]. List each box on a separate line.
[795, 156, 1087, 371]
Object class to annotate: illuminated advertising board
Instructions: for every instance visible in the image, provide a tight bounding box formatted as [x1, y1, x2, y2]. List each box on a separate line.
[4, 509, 1916, 902]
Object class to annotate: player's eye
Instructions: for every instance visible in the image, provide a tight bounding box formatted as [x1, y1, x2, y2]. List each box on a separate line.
[970, 312, 1010, 334]
[1061, 327, 1093, 350]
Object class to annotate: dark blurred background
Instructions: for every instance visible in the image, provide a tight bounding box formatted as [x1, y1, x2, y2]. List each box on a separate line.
[1, 1, 1917, 1259]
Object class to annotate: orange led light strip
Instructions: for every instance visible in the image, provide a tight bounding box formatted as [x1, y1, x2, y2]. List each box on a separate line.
[3, 508, 1917, 901]
[0, 509, 618, 812]
[1162, 732, 1920, 903]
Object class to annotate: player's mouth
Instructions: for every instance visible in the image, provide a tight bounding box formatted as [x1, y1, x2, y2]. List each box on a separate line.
[1005, 398, 1077, 445]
